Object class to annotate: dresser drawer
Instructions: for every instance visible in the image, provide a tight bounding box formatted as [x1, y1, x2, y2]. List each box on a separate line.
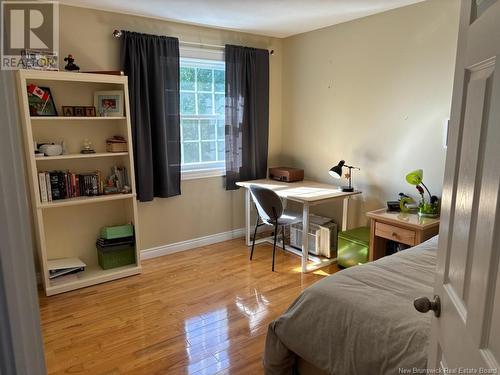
[375, 222, 416, 246]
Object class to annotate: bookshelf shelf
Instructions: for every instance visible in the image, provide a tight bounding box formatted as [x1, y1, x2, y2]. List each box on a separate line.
[31, 116, 127, 121]
[16, 70, 141, 296]
[47, 264, 141, 296]
[36, 152, 129, 161]
[38, 193, 135, 209]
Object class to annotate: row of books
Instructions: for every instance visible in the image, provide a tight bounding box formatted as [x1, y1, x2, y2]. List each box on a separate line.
[37, 166, 129, 203]
[38, 171, 103, 202]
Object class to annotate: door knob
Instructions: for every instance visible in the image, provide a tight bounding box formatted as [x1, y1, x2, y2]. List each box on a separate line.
[414, 295, 441, 317]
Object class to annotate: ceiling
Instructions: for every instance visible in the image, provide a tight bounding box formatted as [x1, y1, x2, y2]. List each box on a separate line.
[59, 0, 424, 38]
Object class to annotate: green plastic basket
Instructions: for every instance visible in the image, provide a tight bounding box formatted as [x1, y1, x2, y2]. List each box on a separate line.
[97, 245, 135, 270]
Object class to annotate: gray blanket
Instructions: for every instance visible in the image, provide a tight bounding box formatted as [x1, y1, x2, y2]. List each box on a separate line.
[264, 236, 438, 375]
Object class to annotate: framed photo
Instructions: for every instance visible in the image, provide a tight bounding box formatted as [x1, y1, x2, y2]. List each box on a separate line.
[27, 86, 58, 116]
[85, 106, 96, 117]
[94, 91, 124, 117]
[62, 106, 74, 117]
[74, 106, 86, 117]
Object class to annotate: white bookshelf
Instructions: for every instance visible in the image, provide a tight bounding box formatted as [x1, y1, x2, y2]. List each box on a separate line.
[16, 70, 141, 296]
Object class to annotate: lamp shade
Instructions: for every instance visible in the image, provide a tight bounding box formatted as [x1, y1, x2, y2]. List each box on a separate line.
[406, 169, 423, 185]
[329, 160, 345, 179]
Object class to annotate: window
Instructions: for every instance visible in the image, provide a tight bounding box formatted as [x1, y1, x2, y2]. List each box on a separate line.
[180, 54, 225, 178]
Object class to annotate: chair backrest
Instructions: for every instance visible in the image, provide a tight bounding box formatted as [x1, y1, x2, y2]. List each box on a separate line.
[249, 185, 284, 224]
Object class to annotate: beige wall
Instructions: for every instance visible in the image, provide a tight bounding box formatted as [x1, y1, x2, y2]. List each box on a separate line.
[281, 0, 460, 227]
[59, 5, 283, 249]
[58, 0, 460, 249]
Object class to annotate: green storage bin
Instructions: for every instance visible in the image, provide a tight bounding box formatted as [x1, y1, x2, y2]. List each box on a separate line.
[97, 244, 135, 270]
[100, 224, 134, 240]
[337, 226, 370, 268]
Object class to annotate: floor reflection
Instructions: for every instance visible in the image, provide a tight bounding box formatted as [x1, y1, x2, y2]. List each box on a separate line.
[235, 288, 270, 334]
[184, 308, 231, 374]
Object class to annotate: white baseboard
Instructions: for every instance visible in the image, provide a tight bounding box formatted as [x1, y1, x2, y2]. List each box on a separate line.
[141, 227, 246, 260]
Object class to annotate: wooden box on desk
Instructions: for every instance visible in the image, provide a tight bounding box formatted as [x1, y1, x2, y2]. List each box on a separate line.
[268, 167, 304, 182]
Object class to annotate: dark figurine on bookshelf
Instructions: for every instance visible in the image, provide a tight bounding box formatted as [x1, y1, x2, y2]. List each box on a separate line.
[64, 54, 80, 71]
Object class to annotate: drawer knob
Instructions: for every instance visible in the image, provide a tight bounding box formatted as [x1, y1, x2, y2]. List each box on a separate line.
[392, 232, 398, 237]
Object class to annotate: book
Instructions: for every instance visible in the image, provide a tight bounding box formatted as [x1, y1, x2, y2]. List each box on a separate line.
[48, 266, 85, 279]
[49, 172, 61, 200]
[45, 172, 52, 202]
[38, 172, 48, 202]
[47, 257, 86, 280]
[50, 272, 79, 286]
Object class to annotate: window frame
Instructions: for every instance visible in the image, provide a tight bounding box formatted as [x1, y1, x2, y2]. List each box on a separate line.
[179, 47, 226, 180]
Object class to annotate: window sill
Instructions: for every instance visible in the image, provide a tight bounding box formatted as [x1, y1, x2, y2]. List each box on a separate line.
[181, 168, 225, 181]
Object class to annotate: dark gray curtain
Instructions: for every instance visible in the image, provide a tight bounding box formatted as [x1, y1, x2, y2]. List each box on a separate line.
[121, 31, 181, 201]
[225, 44, 269, 190]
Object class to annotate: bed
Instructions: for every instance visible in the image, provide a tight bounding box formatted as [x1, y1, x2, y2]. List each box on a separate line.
[264, 236, 438, 375]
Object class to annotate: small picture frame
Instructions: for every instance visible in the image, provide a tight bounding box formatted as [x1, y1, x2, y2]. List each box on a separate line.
[27, 86, 58, 116]
[94, 90, 124, 117]
[62, 106, 74, 117]
[85, 106, 96, 117]
[74, 106, 86, 117]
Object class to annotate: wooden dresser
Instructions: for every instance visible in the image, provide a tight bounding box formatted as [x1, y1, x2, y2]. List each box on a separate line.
[366, 208, 440, 261]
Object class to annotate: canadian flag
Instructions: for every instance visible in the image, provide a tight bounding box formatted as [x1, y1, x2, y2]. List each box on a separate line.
[27, 84, 50, 101]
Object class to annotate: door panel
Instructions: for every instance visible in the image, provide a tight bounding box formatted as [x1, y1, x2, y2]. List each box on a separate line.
[466, 60, 500, 349]
[448, 63, 493, 302]
[490, 269, 500, 360]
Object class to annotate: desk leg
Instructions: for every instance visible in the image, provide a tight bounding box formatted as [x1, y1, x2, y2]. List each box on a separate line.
[369, 219, 387, 261]
[245, 189, 251, 246]
[342, 196, 350, 232]
[301, 202, 310, 273]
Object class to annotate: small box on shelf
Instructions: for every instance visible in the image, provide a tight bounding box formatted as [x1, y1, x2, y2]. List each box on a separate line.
[106, 135, 128, 153]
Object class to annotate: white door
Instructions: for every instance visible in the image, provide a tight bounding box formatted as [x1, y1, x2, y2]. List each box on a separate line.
[424, 0, 500, 371]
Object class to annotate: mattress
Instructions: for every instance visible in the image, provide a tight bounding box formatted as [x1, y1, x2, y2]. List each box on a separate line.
[264, 236, 439, 375]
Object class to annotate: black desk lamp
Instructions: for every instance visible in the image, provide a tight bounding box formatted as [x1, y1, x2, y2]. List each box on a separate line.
[329, 160, 360, 192]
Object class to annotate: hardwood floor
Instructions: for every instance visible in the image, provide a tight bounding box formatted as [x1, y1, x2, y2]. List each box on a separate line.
[39, 239, 339, 374]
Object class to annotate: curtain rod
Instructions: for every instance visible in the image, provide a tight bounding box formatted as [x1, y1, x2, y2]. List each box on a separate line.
[112, 29, 274, 54]
[113, 29, 223, 49]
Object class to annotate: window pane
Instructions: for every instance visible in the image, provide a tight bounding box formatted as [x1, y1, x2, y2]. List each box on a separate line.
[214, 70, 225, 92]
[179, 57, 225, 171]
[197, 93, 213, 115]
[217, 120, 225, 140]
[201, 142, 216, 162]
[180, 67, 195, 90]
[181, 93, 196, 115]
[197, 69, 213, 91]
[215, 94, 225, 115]
[217, 141, 225, 161]
[182, 120, 199, 141]
[183, 142, 200, 163]
[200, 119, 216, 140]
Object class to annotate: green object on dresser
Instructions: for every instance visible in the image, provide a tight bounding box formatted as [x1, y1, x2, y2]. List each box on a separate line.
[100, 224, 134, 240]
[337, 226, 370, 268]
[97, 244, 135, 270]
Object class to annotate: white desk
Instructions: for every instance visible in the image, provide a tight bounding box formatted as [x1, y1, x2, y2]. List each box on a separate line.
[236, 179, 361, 272]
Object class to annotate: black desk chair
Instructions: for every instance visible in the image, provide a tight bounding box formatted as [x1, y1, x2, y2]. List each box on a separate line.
[249, 185, 302, 271]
